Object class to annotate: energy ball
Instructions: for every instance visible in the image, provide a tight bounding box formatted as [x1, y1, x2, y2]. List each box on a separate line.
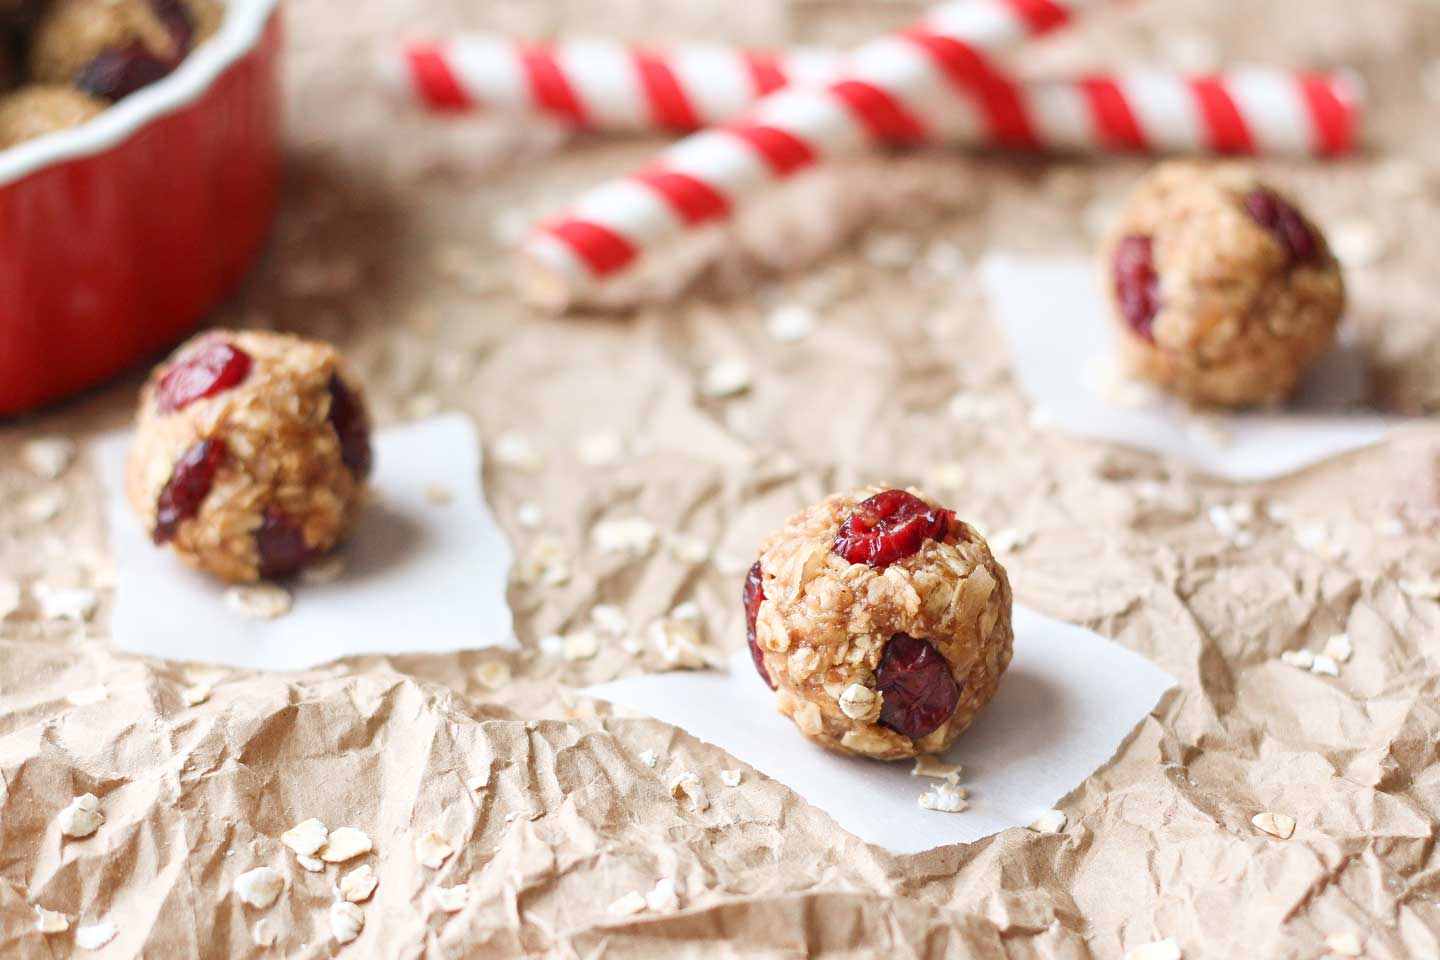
[743, 488, 1013, 760]
[0, 84, 105, 147]
[1103, 163, 1345, 408]
[30, 0, 221, 101]
[127, 330, 374, 584]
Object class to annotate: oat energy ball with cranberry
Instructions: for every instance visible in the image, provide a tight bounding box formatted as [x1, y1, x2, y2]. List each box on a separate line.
[30, 0, 222, 101]
[0, 84, 105, 147]
[1104, 163, 1345, 408]
[126, 330, 374, 584]
[743, 488, 1013, 760]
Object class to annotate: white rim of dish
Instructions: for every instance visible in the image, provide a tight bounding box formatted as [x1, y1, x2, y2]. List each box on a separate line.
[0, 0, 281, 187]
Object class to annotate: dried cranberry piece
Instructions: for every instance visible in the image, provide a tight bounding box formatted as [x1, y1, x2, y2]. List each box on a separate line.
[1243, 189, 1319, 267]
[154, 342, 252, 413]
[327, 375, 372, 478]
[875, 633, 960, 740]
[833, 490, 954, 568]
[255, 509, 317, 580]
[76, 0, 194, 101]
[743, 562, 774, 689]
[1113, 234, 1161, 343]
[153, 438, 224, 544]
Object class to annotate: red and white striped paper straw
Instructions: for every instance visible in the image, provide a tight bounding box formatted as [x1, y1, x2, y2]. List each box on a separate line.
[518, 0, 1091, 309]
[390, 37, 1359, 161]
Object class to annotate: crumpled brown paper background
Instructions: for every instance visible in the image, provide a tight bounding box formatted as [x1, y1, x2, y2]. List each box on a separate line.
[3, 0, 1440, 956]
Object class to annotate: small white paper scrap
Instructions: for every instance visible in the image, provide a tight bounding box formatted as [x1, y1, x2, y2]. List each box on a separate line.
[584, 607, 1173, 854]
[97, 414, 515, 670]
[979, 256, 1402, 481]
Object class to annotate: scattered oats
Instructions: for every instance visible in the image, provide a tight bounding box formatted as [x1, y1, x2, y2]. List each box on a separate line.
[1293, 521, 1340, 558]
[668, 771, 709, 812]
[523, 537, 571, 586]
[296, 855, 325, 873]
[638, 749, 659, 768]
[318, 827, 372, 863]
[20, 488, 65, 522]
[1399, 576, 1440, 600]
[21, 437, 76, 479]
[645, 877, 680, 912]
[562, 629, 600, 661]
[1325, 931, 1363, 957]
[591, 604, 628, 636]
[329, 901, 364, 944]
[181, 683, 212, 706]
[1264, 501, 1293, 524]
[466, 775, 488, 792]
[34, 905, 70, 933]
[671, 601, 701, 620]
[1184, 413, 1231, 448]
[720, 769, 742, 788]
[911, 756, 963, 782]
[766, 304, 816, 341]
[1330, 219, 1385, 268]
[432, 884, 468, 913]
[1377, 514, 1407, 537]
[837, 683, 882, 722]
[621, 635, 645, 655]
[1228, 501, 1256, 525]
[577, 431, 625, 466]
[1280, 649, 1315, 670]
[1029, 809, 1068, 834]
[923, 241, 966, 276]
[34, 584, 97, 623]
[711, 552, 751, 576]
[225, 583, 293, 620]
[75, 922, 118, 950]
[649, 614, 722, 669]
[699, 358, 752, 398]
[280, 818, 329, 857]
[917, 781, 968, 813]
[1310, 654, 1340, 677]
[339, 864, 378, 903]
[539, 633, 565, 657]
[1251, 811, 1296, 840]
[234, 867, 286, 909]
[492, 432, 542, 470]
[66, 685, 107, 706]
[1324, 634, 1353, 663]
[414, 832, 454, 869]
[252, 918, 278, 947]
[863, 232, 917, 267]
[0, 578, 19, 620]
[668, 533, 711, 564]
[1207, 504, 1241, 539]
[947, 393, 999, 422]
[608, 891, 647, 917]
[300, 554, 346, 585]
[987, 527, 1032, 554]
[592, 517, 658, 556]
[515, 501, 545, 529]
[58, 793, 104, 839]
[425, 484, 453, 505]
[1124, 938, 1181, 960]
[475, 660, 511, 690]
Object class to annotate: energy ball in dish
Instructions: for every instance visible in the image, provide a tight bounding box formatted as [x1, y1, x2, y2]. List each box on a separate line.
[29, 0, 222, 101]
[743, 487, 1013, 760]
[0, 84, 105, 147]
[1103, 163, 1345, 408]
[126, 330, 374, 584]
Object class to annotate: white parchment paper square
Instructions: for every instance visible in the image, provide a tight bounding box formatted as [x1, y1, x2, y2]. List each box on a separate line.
[979, 255, 1402, 481]
[584, 606, 1174, 854]
[98, 413, 515, 670]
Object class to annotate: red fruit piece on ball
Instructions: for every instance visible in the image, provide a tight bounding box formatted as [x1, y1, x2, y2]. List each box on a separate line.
[833, 490, 954, 568]
[743, 562, 774, 690]
[875, 633, 960, 740]
[327, 375, 372, 478]
[77, 43, 176, 101]
[1113, 234, 1160, 343]
[1243, 189, 1319, 268]
[155, 342, 252, 413]
[255, 509, 318, 580]
[153, 438, 224, 544]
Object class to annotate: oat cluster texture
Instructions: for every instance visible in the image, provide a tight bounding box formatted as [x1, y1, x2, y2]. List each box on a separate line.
[2, 0, 1440, 957]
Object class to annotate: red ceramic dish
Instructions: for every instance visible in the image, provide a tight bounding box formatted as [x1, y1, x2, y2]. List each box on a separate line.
[0, 0, 283, 417]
